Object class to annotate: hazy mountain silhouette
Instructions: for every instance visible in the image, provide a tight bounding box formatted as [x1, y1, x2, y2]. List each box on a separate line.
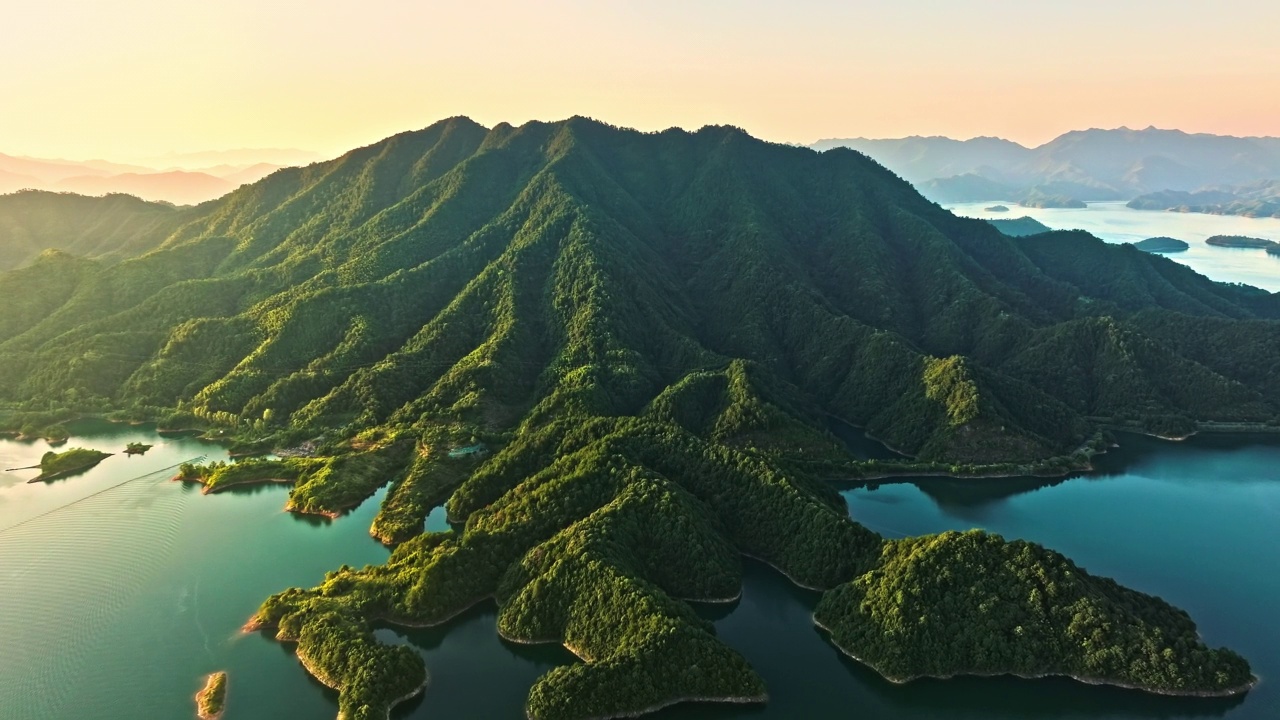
[816, 127, 1280, 204]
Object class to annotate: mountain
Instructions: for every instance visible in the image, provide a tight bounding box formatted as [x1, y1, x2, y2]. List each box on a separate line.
[0, 190, 189, 271]
[0, 153, 151, 183]
[0, 117, 1268, 719]
[986, 216, 1053, 237]
[809, 135, 1027, 184]
[52, 170, 235, 206]
[141, 147, 324, 169]
[0, 151, 307, 205]
[1128, 179, 1280, 218]
[819, 127, 1280, 204]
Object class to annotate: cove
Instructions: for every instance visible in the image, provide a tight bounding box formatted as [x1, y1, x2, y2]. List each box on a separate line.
[1, 423, 1277, 719]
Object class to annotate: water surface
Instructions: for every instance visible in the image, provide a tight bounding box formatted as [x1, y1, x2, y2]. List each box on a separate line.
[946, 201, 1280, 292]
[2, 424, 1277, 719]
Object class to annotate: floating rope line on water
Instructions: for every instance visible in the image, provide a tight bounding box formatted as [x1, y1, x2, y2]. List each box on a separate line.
[0, 456, 206, 536]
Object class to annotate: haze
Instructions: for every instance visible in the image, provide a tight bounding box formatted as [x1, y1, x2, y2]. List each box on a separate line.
[4, 0, 1279, 163]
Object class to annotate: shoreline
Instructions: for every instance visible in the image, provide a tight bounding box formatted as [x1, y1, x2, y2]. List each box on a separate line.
[293, 642, 428, 720]
[497, 628, 768, 720]
[194, 672, 227, 720]
[28, 454, 113, 483]
[740, 552, 828, 592]
[172, 472, 294, 495]
[529, 693, 769, 720]
[812, 616, 1259, 698]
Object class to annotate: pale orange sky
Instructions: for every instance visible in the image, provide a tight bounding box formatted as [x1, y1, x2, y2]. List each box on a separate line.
[3, 0, 1278, 163]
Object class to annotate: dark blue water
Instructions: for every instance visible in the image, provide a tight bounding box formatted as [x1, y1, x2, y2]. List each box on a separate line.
[2, 423, 1276, 719]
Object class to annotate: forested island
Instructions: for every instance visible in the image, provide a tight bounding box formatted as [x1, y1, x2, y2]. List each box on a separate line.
[985, 204, 1009, 212]
[29, 447, 111, 482]
[815, 531, 1254, 695]
[195, 672, 227, 720]
[1128, 182, 1280, 219]
[1132, 237, 1189, 253]
[985, 216, 1052, 237]
[124, 442, 152, 455]
[1205, 235, 1278, 249]
[0, 117, 1271, 719]
[1019, 192, 1086, 209]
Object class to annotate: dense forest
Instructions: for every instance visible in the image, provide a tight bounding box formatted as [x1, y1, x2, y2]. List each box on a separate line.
[0, 189, 190, 271]
[0, 117, 1271, 718]
[815, 531, 1253, 693]
[32, 447, 111, 482]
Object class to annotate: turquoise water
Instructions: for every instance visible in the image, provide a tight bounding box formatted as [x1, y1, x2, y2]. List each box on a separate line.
[945, 201, 1280, 292]
[1, 423, 1277, 719]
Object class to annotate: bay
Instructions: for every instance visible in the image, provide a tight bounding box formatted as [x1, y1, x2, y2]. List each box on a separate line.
[2, 422, 1277, 719]
[945, 201, 1280, 292]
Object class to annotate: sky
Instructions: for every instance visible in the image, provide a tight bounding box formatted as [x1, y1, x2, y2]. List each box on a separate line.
[3, 0, 1279, 163]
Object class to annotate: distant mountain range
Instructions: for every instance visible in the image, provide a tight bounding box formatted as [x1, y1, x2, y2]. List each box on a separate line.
[813, 128, 1280, 210]
[0, 149, 323, 205]
[0, 190, 188, 271]
[1128, 179, 1280, 218]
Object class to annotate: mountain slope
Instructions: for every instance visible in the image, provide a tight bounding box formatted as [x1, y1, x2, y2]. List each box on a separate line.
[0, 117, 1268, 719]
[0, 190, 195, 271]
[53, 170, 235, 205]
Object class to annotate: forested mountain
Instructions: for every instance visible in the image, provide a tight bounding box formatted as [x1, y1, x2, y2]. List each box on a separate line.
[0, 151, 297, 204]
[0, 117, 1269, 719]
[0, 190, 194, 271]
[819, 127, 1280, 204]
[1129, 179, 1280, 218]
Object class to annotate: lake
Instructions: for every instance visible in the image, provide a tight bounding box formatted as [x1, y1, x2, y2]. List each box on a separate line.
[945, 201, 1280, 292]
[1, 423, 1277, 719]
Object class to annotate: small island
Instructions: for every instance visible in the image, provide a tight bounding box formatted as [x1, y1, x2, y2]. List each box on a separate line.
[1132, 237, 1189, 254]
[1205, 235, 1278, 249]
[195, 671, 227, 720]
[985, 204, 1010, 212]
[1019, 193, 1086, 209]
[814, 530, 1256, 696]
[29, 447, 112, 483]
[124, 442, 154, 455]
[986, 216, 1053, 237]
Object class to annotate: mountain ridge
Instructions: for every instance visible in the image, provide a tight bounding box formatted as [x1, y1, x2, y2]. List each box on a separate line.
[815, 127, 1280, 204]
[0, 116, 1268, 720]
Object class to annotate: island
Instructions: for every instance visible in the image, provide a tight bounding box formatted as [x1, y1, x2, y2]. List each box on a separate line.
[985, 204, 1009, 212]
[1131, 237, 1189, 253]
[28, 447, 112, 483]
[814, 530, 1255, 695]
[1205, 235, 1279, 249]
[1268, 246, 1280, 257]
[986, 216, 1053, 237]
[1128, 183, 1280, 219]
[195, 671, 227, 720]
[1019, 192, 1086, 209]
[0, 117, 1271, 719]
[124, 442, 153, 455]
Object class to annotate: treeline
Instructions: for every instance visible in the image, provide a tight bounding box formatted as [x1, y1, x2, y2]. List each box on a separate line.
[814, 530, 1254, 694]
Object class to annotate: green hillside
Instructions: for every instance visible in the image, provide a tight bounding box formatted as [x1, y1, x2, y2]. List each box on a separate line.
[0, 117, 1269, 719]
[0, 189, 193, 271]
